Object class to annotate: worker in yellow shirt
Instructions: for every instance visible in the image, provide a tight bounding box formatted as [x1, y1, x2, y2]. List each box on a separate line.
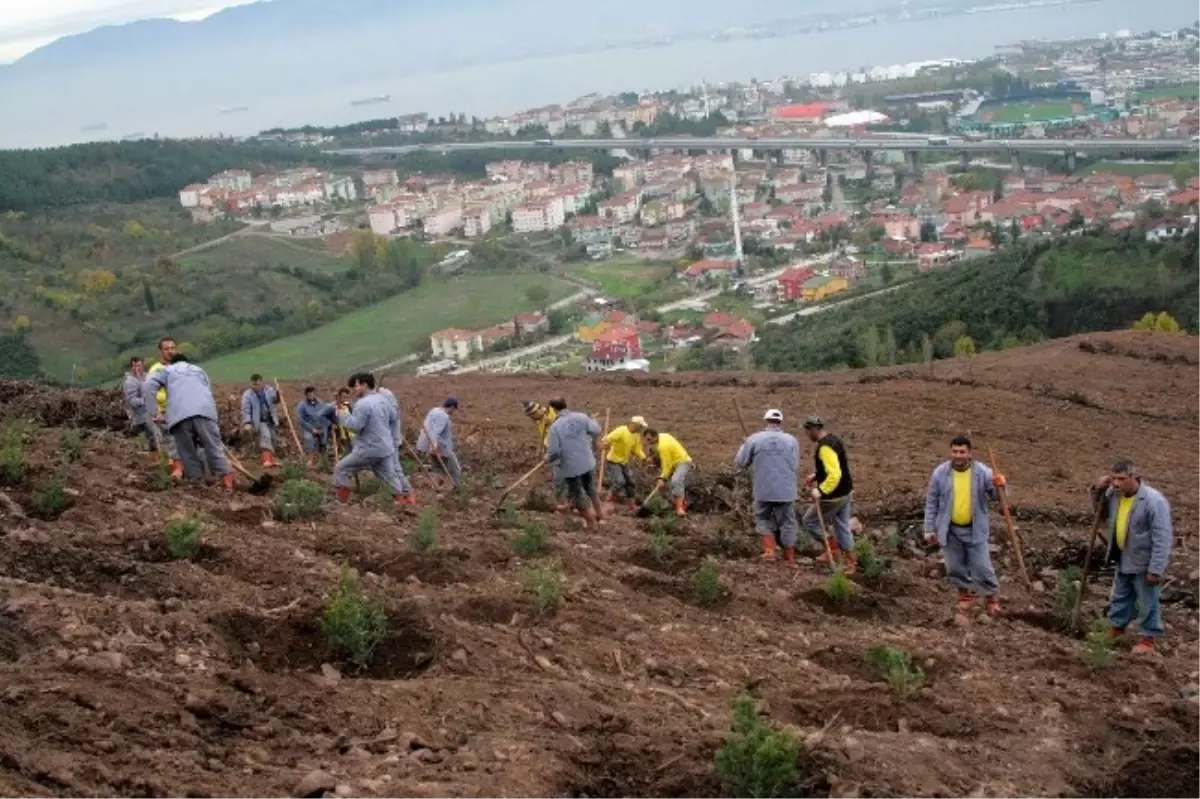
[523, 400, 568, 511]
[801, 416, 857, 572]
[642, 427, 691, 517]
[922, 435, 1007, 624]
[334, 388, 355, 453]
[602, 415, 649, 511]
[147, 336, 183, 481]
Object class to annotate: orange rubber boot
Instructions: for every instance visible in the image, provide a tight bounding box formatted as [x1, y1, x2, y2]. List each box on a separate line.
[1108, 625, 1125, 641]
[262, 450, 279, 468]
[955, 589, 974, 625]
[783, 546, 798, 570]
[220, 473, 235, 491]
[334, 486, 352, 504]
[169, 459, 183, 480]
[395, 493, 418, 507]
[673, 497, 687, 517]
[761, 536, 777, 561]
[985, 596, 1001, 617]
[842, 549, 858, 576]
[1131, 637, 1155, 655]
[816, 537, 840, 564]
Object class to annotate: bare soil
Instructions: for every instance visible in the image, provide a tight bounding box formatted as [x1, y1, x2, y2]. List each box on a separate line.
[0, 331, 1196, 797]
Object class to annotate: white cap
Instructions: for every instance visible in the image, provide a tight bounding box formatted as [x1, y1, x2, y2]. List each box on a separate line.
[764, 408, 783, 423]
[630, 415, 647, 426]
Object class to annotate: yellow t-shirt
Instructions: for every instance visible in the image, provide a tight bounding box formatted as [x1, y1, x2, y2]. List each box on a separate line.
[951, 467, 973, 526]
[605, 425, 646, 465]
[1115, 495, 1135, 549]
[534, 407, 558, 447]
[655, 433, 691, 480]
[147, 361, 168, 414]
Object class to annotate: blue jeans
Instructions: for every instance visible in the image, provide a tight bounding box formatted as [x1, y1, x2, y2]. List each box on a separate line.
[1108, 572, 1163, 637]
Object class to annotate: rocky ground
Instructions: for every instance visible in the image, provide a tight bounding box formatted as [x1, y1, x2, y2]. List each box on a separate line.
[0, 330, 1196, 798]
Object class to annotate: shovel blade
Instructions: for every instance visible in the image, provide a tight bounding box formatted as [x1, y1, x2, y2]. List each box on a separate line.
[247, 473, 274, 495]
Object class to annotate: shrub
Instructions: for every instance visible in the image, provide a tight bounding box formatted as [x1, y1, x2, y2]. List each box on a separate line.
[320, 564, 389, 668]
[281, 461, 306, 481]
[499, 503, 520, 528]
[521, 558, 566, 615]
[647, 526, 673, 562]
[881, 531, 902, 553]
[866, 644, 925, 697]
[0, 423, 29, 486]
[1055, 566, 1083, 630]
[823, 570, 856, 603]
[713, 693, 800, 798]
[512, 520, 549, 556]
[58, 428, 84, 463]
[694, 559, 723, 606]
[273, 478, 325, 521]
[147, 458, 173, 491]
[642, 493, 669, 517]
[1082, 619, 1116, 670]
[30, 475, 71, 519]
[165, 514, 203, 559]
[854, 538, 891, 581]
[410, 508, 438, 552]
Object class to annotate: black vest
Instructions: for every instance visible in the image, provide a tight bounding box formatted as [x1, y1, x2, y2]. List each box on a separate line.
[814, 434, 853, 498]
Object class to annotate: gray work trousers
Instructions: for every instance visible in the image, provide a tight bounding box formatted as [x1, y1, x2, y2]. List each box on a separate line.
[802, 493, 854, 551]
[153, 418, 178, 459]
[431, 451, 462, 488]
[944, 524, 999, 595]
[334, 450, 412, 495]
[252, 422, 277, 452]
[667, 461, 691, 498]
[171, 416, 229, 480]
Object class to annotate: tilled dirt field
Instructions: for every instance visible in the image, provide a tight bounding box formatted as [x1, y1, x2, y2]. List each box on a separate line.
[0, 330, 1197, 798]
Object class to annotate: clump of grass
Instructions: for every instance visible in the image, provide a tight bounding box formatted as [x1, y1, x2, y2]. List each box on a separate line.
[58, 428, 84, 463]
[272, 478, 325, 521]
[410, 508, 438, 552]
[713, 693, 800, 798]
[854, 538, 891, 581]
[866, 644, 925, 697]
[694, 559, 723, 606]
[512, 520, 549, 556]
[1055, 566, 1083, 630]
[823, 569, 857, 603]
[165, 514, 203, 559]
[0, 422, 30, 486]
[30, 474, 71, 519]
[1082, 619, 1116, 670]
[881, 531, 902, 552]
[521, 558, 566, 615]
[320, 564, 388, 668]
[281, 461, 307, 481]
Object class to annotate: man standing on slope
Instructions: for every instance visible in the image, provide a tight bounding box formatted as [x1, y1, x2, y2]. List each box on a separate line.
[923, 436, 1008, 624]
[122, 356, 157, 461]
[1092, 459, 1173, 655]
[524, 400, 568, 511]
[296, 386, 334, 468]
[735, 408, 802, 569]
[374, 375, 415, 496]
[643, 427, 692, 518]
[418, 398, 461, 490]
[602, 415, 648, 513]
[333, 372, 416, 506]
[141, 354, 233, 489]
[802, 416, 857, 573]
[241, 374, 281, 468]
[546, 397, 603, 528]
[148, 337, 183, 480]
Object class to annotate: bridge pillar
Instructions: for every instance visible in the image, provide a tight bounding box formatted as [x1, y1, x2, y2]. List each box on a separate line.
[905, 149, 922, 178]
[960, 151, 971, 169]
[773, 149, 785, 167]
[1065, 150, 1077, 173]
[863, 149, 875, 180]
[816, 149, 828, 168]
[1010, 151, 1024, 175]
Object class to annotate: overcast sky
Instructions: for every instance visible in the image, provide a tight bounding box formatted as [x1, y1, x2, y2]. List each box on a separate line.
[0, 0, 255, 62]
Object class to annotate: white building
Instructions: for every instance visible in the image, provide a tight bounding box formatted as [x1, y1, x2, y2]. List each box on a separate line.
[512, 196, 566, 233]
[368, 204, 400, 236]
[209, 169, 252, 190]
[463, 204, 492, 238]
[178, 184, 203, 208]
[323, 175, 358, 202]
[424, 204, 463, 237]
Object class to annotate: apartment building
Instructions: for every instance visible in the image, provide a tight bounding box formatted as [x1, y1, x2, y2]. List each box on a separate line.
[512, 196, 566, 233]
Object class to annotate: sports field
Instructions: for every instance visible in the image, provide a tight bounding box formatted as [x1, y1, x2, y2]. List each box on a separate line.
[202, 272, 576, 381]
[1136, 83, 1200, 103]
[978, 99, 1085, 124]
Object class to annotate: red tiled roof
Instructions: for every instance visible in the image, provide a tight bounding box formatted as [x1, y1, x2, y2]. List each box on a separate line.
[772, 102, 835, 120]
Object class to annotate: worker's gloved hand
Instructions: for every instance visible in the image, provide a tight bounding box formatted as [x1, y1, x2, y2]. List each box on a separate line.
[809, 487, 822, 502]
[655, 478, 666, 491]
[992, 473, 1007, 488]
[924, 532, 938, 547]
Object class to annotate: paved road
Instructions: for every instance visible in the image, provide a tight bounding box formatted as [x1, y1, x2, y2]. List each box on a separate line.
[330, 136, 1197, 158]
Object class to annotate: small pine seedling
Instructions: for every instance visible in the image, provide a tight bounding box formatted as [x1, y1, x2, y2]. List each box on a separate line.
[31, 474, 72, 519]
[694, 559, 723, 606]
[713, 693, 800, 798]
[0, 423, 29, 486]
[165, 514, 203, 559]
[866, 644, 925, 697]
[281, 461, 307, 481]
[647, 527, 673, 562]
[320, 564, 389, 668]
[512, 520, 549, 556]
[521, 558, 566, 615]
[1082, 619, 1116, 670]
[823, 569, 857, 603]
[881, 531, 902, 552]
[1054, 565, 1083, 629]
[854, 537, 891, 581]
[500, 503, 520, 528]
[715, 525, 737, 556]
[411, 508, 438, 552]
[273, 478, 325, 521]
[58, 428, 84, 463]
[148, 457, 173, 491]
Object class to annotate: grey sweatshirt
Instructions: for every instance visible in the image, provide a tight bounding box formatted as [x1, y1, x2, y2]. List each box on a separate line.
[734, 427, 800, 503]
[546, 410, 601, 479]
[337, 392, 396, 459]
[417, 407, 454, 454]
[142, 362, 219, 430]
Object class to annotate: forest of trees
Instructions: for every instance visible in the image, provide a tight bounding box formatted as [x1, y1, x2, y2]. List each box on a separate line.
[0, 140, 356, 213]
[753, 229, 1199, 373]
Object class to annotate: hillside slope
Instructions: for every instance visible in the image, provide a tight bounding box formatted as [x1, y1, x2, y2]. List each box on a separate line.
[0, 330, 1195, 797]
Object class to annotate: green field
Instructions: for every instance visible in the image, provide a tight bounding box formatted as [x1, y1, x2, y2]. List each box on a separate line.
[981, 99, 1081, 124]
[180, 233, 352, 274]
[1136, 83, 1200, 103]
[202, 273, 576, 381]
[565, 256, 676, 300]
[1078, 160, 1197, 178]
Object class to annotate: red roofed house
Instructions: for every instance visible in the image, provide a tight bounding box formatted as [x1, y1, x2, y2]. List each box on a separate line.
[585, 325, 642, 371]
[514, 311, 548, 335]
[711, 318, 757, 350]
[681, 259, 737, 285]
[772, 102, 836, 126]
[1168, 189, 1200, 209]
[829, 256, 866, 281]
[917, 243, 956, 272]
[776, 265, 817, 301]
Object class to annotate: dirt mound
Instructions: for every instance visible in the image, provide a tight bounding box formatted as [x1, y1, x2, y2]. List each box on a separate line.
[0, 334, 1197, 797]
